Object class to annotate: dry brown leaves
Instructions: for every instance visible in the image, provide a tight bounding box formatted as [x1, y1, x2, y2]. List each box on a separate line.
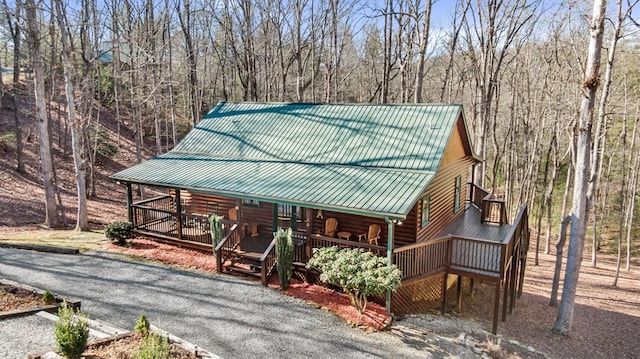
[0, 283, 43, 312]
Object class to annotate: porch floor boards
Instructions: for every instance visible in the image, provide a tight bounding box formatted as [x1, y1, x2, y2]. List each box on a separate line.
[443, 205, 513, 243]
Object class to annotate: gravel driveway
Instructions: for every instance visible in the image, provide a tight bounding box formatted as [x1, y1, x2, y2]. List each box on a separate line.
[0, 247, 464, 359]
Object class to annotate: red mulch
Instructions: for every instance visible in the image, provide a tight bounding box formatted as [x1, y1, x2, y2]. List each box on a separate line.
[103, 238, 390, 330]
[267, 277, 390, 330]
[103, 238, 217, 273]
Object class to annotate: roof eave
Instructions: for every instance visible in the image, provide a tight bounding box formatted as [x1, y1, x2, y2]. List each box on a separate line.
[111, 176, 407, 221]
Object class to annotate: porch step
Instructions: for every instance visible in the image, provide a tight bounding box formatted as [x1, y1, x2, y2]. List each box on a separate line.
[226, 264, 261, 277]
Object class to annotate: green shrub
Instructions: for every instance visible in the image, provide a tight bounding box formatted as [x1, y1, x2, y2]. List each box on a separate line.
[307, 247, 402, 313]
[88, 125, 117, 160]
[104, 221, 133, 245]
[132, 332, 170, 359]
[275, 227, 294, 290]
[208, 214, 224, 252]
[42, 290, 56, 305]
[0, 132, 16, 152]
[55, 302, 89, 359]
[135, 312, 151, 336]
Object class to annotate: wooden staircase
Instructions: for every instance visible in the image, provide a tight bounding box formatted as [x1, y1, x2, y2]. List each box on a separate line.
[215, 229, 278, 285]
[225, 250, 264, 278]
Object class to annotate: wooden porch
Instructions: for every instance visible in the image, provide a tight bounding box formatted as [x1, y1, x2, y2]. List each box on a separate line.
[127, 183, 528, 334]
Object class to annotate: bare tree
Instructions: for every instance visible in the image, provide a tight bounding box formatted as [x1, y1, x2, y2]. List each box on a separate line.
[54, 0, 89, 230]
[24, 0, 62, 228]
[553, 0, 607, 336]
[3, 0, 24, 173]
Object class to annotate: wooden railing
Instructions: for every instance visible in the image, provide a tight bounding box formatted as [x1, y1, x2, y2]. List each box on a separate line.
[482, 193, 508, 225]
[180, 213, 211, 244]
[468, 183, 489, 209]
[449, 236, 504, 278]
[467, 183, 508, 225]
[310, 234, 385, 256]
[291, 231, 310, 263]
[214, 223, 240, 273]
[260, 238, 277, 285]
[131, 195, 177, 238]
[393, 204, 529, 282]
[393, 237, 449, 281]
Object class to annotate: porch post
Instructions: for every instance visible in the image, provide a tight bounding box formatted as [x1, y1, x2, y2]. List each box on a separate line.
[175, 189, 183, 240]
[125, 183, 133, 223]
[291, 206, 297, 231]
[384, 217, 395, 314]
[272, 203, 278, 231]
[305, 208, 313, 260]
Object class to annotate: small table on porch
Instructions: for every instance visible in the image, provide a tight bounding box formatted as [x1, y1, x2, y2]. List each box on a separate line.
[337, 231, 352, 240]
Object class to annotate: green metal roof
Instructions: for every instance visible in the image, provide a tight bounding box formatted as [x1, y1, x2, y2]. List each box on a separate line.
[112, 102, 467, 219]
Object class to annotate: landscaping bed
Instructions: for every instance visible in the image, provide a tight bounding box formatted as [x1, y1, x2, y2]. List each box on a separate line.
[28, 331, 211, 359]
[0, 280, 79, 319]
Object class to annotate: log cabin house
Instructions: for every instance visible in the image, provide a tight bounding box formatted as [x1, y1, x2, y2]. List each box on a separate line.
[111, 102, 529, 334]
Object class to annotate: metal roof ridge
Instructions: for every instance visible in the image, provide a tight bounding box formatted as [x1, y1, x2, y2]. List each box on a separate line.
[165, 150, 439, 174]
[213, 101, 463, 107]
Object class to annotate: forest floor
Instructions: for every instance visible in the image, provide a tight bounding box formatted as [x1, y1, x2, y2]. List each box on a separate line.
[0, 89, 639, 358]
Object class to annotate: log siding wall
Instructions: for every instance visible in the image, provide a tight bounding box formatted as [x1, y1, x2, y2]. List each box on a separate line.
[416, 157, 475, 242]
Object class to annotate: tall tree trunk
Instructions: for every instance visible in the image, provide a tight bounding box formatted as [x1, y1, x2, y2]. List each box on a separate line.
[413, 0, 432, 103]
[25, 0, 62, 228]
[553, 0, 607, 336]
[4, 0, 24, 173]
[588, 0, 628, 267]
[550, 216, 571, 307]
[54, 0, 88, 231]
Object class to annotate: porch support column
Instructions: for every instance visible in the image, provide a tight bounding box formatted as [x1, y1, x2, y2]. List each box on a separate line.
[384, 216, 395, 315]
[125, 183, 133, 223]
[291, 206, 297, 231]
[305, 208, 313, 260]
[175, 189, 183, 240]
[272, 203, 278, 231]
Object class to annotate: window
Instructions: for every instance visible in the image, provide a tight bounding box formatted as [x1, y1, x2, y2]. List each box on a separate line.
[278, 204, 301, 219]
[454, 175, 462, 213]
[421, 195, 431, 228]
[242, 198, 260, 207]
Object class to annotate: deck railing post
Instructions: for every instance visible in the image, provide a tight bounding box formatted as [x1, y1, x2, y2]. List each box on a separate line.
[384, 217, 395, 315]
[126, 183, 133, 223]
[175, 190, 183, 241]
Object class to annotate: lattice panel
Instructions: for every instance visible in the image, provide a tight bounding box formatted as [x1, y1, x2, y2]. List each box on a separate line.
[391, 274, 444, 315]
[389, 274, 474, 315]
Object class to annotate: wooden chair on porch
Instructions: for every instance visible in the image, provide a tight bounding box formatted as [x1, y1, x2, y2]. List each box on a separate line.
[358, 224, 381, 246]
[324, 217, 338, 237]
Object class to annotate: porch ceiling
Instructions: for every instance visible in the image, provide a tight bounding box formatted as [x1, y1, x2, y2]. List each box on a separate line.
[112, 152, 434, 219]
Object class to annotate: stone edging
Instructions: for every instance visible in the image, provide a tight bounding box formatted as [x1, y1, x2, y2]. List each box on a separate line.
[28, 328, 220, 359]
[0, 242, 79, 254]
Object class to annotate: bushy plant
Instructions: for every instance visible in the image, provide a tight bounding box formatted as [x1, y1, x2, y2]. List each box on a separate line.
[132, 333, 170, 359]
[104, 221, 133, 245]
[307, 247, 402, 313]
[88, 125, 117, 160]
[55, 302, 89, 359]
[208, 214, 224, 252]
[275, 227, 294, 290]
[42, 290, 56, 305]
[135, 312, 150, 336]
[0, 132, 16, 152]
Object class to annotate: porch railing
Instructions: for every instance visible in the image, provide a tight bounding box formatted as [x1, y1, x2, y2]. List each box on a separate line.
[310, 234, 385, 257]
[393, 204, 529, 282]
[393, 237, 449, 281]
[215, 222, 241, 272]
[131, 195, 177, 238]
[449, 236, 504, 278]
[260, 238, 277, 285]
[468, 183, 508, 225]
